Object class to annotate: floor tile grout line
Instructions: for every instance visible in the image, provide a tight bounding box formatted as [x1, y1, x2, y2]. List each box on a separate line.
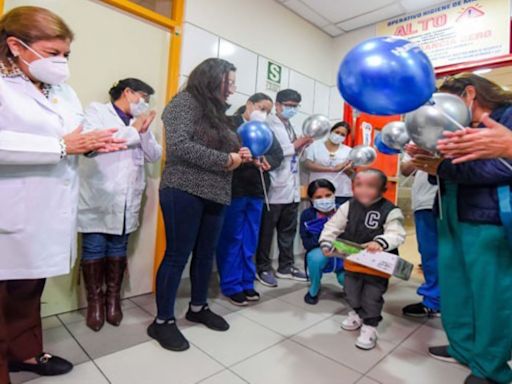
[55, 315, 113, 384]
[359, 316, 429, 379]
[286, 337, 365, 380]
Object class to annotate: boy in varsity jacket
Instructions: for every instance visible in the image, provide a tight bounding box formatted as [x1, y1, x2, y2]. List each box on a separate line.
[319, 169, 406, 350]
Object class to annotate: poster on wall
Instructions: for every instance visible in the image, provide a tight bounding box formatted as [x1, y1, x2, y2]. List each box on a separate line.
[376, 0, 511, 67]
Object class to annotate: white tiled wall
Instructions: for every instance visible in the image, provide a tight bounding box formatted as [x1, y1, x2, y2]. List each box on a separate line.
[180, 23, 344, 127]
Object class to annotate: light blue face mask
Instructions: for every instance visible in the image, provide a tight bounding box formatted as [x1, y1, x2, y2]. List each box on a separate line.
[313, 196, 336, 213]
[281, 106, 298, 120]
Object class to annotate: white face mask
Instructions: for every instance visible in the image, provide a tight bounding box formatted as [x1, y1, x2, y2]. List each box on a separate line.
[249, 110, 268, 122]
[313, 196, 336, 213]
[16, 39, 70, 85]
[130, 98, 150, 117]
[329, 132, 345, 145]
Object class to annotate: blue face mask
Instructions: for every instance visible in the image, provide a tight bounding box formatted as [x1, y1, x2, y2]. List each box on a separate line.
[281, 106, 298, 120]
[313, 196, 336, 213]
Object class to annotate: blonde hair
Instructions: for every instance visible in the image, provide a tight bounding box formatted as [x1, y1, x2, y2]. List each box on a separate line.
[440, 72, 512, 110]
[0, 6, 74, 63]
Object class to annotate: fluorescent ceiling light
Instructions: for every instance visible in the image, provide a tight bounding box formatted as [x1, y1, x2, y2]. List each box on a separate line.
[473, 68, 492, 75]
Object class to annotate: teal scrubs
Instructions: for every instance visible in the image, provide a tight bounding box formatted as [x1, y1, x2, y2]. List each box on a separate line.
[438, 183, 512, 383]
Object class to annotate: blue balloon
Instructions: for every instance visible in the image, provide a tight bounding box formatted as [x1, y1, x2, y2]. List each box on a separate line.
[237, 120, 273, 157]
[374, 133, 401, 155]
[338, 36, 436, 116]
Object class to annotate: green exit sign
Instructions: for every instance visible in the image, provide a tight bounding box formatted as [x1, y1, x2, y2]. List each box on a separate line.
[266, 62, 282, 92]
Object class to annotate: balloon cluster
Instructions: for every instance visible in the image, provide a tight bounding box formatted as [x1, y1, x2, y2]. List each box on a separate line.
[337, 36, 471, 155]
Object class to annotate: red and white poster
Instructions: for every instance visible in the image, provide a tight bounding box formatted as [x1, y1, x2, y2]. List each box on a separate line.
[377, 0, 511, 67]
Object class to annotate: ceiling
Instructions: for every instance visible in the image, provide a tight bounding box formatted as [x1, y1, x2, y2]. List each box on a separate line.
[275, 0, 450, 37]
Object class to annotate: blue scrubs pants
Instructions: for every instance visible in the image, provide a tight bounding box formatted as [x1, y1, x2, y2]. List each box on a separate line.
[414, 209, 440, 311]
[216, 196, 264, 296]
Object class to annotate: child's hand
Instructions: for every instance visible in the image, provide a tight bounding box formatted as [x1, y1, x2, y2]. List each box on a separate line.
[364, 241, 383, 253]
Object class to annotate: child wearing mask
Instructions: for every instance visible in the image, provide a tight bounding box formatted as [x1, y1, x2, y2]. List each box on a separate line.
[305, 121, 353, 206]
[300, 179, 345, 305]
[319, 169, 406, 350]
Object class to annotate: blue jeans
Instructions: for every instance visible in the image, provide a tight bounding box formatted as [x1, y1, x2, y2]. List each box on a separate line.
[415, 209, 440, 311]
[155, 188, 226, 320]
[81, 233, 129, 261]
[306, 248, 344, 297]
[216, 196, 263, 296]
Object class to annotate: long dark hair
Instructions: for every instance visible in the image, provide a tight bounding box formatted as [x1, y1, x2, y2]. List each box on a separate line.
[109, 78, 154, 102]
[440, 72, 512, 110]
[185, 58, 239, 150]
[307, 178, 336, 199]
[235, 92, 273, 116]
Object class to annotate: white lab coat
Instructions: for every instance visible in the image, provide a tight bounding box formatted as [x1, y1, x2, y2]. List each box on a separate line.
[266, 114, 301, 204]
[77, 102, 161, 235]
[0, 75, 83, 280]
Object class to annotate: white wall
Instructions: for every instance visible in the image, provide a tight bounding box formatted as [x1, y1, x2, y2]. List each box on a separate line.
[184, 0, 334, 86]
[180, 22, 345, 132]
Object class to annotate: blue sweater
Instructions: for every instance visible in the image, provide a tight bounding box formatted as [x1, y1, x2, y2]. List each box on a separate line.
[433, 105, 512, 225]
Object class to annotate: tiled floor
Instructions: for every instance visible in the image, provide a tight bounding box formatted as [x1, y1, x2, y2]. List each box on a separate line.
[11, 272, 472, 384]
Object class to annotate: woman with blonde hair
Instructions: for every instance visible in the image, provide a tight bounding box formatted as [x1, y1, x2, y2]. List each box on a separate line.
[0, 6, 124, 381]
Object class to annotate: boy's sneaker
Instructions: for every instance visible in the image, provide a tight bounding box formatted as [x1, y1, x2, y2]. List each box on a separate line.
[428, 345, 458, 363]
[244, 289, 260, 301]
[402, 302, 440, 318]
[147, 319, 190, 351]
[228, 292, 248, 306]
[356, 325, 378, 350]
[341, 311, 363, 331]
[257, 271, 278, 287]
[185, 304, 230, 331]
[275, 267, 308, 282]
[304, 292, 319, 305]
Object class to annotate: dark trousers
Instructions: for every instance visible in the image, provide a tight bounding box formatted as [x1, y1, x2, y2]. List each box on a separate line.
[0, 279, 45, 383]
[256, 202, 299, 274]
[344, 271, 389, 327]
[155, 188, 226, 320]
[216, 196, 264, 296]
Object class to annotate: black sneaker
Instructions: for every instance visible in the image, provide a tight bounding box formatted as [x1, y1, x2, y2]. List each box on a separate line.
[464, 374, 497, 384]
[428, 345, 458, 363]
[403, 302, 440, 318]
[147, 319, 190, 352]
[244, 289, 260, 302]
[228, 292, 248, 306]
[304, 292, 319, 305]
[186, 304, 230, 331]
[8, 353, 73, 376]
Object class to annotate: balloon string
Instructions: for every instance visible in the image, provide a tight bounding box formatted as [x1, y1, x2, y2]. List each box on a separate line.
[433, 105, 512, 172]
[259, 160, 270, 212]
[436, 175, 443, 221]
[333, 162, 353, 182]
[399, 169, 417, 187]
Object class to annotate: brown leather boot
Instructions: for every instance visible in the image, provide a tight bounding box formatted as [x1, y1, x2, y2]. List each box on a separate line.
[106, 257, 127, 326]
[81, 259, 105, 332]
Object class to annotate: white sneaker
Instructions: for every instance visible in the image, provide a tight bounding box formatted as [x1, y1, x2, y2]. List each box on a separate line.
[341, 311, 363, 331]
[356, 325, 378, 350]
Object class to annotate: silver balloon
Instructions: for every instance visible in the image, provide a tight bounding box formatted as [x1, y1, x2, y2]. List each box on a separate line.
[405, 93, 471, 152]
[381, 121, 410, 150]
[302, 114, 331, 139]
[348, 145, 377, 167]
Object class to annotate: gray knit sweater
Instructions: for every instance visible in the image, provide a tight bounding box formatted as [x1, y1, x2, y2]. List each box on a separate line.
[160, 91, 237, 205]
